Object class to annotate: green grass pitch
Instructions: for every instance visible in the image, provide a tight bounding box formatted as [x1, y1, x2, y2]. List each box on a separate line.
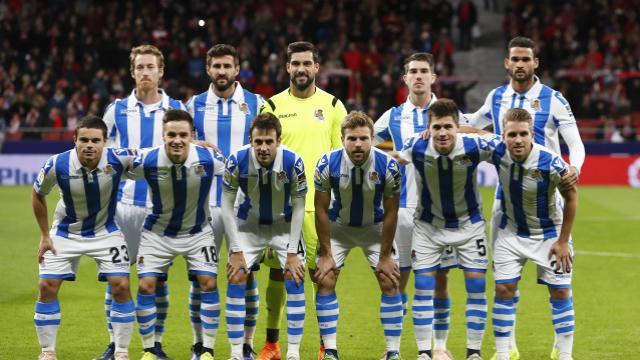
[1, 186, 639, 359]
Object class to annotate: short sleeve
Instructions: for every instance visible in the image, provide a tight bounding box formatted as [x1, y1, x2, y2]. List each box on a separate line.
[477, 133, 502, 162]
[33, 156, 57, 195]
[103, 102, 117, 144]
[223, 153, 240, 192]
[399, 136, 417, 163]
[384, 158, 401, 197]
[463, 92, 493, 129]
[373, 109, 392, 144]
[551, 91, 577, 128]
[313, 154, 331, 192]
[211, 149, 227, 176]
[128, 150, 147, 180]
[290, 155, 308, 198]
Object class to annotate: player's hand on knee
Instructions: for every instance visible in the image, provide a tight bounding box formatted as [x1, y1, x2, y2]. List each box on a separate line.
[37, 235, 57, 264]
[285, 253, 305, 285]
[548, 241, 573, 273]
[376, 256, 400, 288]
[314, 255, 336, 284]
[227, 251, 248, 280]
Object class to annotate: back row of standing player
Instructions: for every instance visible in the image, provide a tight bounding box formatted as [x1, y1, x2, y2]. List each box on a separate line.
[32, 36, 584, 360]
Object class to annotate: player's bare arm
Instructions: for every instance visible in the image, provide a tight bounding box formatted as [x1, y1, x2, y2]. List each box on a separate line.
[32, 188, 56, 263]
[376, 194, 400, 288]
[314, 190, 335, 283]
[549, 184, 578, 273]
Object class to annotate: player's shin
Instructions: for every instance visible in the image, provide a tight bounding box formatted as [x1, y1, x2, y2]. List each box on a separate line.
[413, 274, 435, 352]
[189, 280, 203, 344]
[380, 293, 403, 353]
[34, 299, 61, 352]
[285, 279, 305, 355]
[315, 292, 339, 350]
[200, 289, 220, 350]
[136, 293, 157, 349]
[550, 296, 575, 357]
[154, 282, 169, 343]
[104, 284, 114, 343]
[226, 283, 247, 356]
[110, 299, 135, 353]
[464, 276, 487, 352]
[492, 297, 516, 356]
[265, 271, 286, 342]
[245, 277, 259, 348]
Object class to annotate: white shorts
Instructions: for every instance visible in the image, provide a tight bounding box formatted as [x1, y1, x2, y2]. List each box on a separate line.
[39, 232, 131, 281]
[396, 208, 414, 271]
[317, 222, 399, 269]
[493, 227, 573, 288]
[116, 202, 149, 263]
[209, 206, 227, 252]
[137, 228, 218, 281]
[237, 221, 306, 270]
[412, 220, 489, 273]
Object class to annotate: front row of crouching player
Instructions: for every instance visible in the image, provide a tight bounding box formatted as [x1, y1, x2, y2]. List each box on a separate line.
[33, 100, 577, 360]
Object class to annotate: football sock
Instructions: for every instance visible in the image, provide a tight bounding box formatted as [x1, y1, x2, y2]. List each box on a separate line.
[492, 297, 515, 356]
[433, 297, 450, 350]
[285, 280, 305, 346]
[465, 277, 487, 351]
[227, 283, 246, 356]
[34, 300, 61, 352]
[413, 274, 435, 352]
[154, 282, 169, 343]
[189, 280, 202, 344]
[265, 278, 285, 341]
[550, 297, 575, 356]
[104, 284, 114, 343]
[201, 290, 220, 350]
[316, 292, 339, 350]
[381, 294, 403, 352]
[111, 299, 135, 353]
[244, 278, 259, 348]
[136, 293, 156, 349]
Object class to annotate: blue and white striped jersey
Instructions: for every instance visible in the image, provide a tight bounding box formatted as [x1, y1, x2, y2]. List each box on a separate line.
[314, 147, 401, 227]
[129, 145, 225, 238]
[400, 133, 500, 229]
[464, 76, 576, 155]
[103, 89, 186, 207]
[491, 143, 569, 240]
[187, 82, 264, 207]
[33, 148, 137, 239]
[374, 95, 437, 209]
[223, 144, 307, 224]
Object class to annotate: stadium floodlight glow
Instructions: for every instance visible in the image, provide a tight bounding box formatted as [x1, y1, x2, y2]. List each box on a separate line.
[198, 19, 205, 27]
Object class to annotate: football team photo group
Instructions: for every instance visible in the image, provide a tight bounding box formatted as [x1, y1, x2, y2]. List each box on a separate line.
[28, 34, 584, 360]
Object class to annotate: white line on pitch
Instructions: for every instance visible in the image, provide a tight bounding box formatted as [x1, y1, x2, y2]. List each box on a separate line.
[575, 250, 640, 259]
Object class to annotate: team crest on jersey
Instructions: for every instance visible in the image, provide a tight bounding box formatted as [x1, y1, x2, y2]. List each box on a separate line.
[277, 171, 289, 183]
[36, 168, 45, 187]
[104, 164, 114, 174]
[314, 109, 325, 121]
[530, 168, 544, 182]
[457, 155, 473, 167]
[531, 99, 541, 111]
[239, 102, 251, 115]
[195, 164, 206, 176]
[369, 171, 381, 184]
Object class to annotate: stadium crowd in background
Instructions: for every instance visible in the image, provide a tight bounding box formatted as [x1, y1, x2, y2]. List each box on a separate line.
[3, 0, 470, 142]
[503, 0, 640, 134]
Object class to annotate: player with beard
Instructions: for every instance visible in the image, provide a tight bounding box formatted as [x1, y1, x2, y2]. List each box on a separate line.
[258, 41, 347, 360]
[464, 37, 585, 360]
[186, 44, 264, 360]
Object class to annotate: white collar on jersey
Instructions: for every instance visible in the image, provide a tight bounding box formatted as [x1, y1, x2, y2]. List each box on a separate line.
[207, 81, 245, 104]
[404, 93, 438, 112]
[342, 147, 375, 170]
[249, 145, 284, 172]
[506, 75, 543, 99]
[70, 147, 109, 174]
[128, 88, 171, 110]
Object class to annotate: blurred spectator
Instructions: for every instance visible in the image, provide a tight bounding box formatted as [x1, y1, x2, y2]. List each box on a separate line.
[457, 0, 478, 51]
[619, 114, 637, 142]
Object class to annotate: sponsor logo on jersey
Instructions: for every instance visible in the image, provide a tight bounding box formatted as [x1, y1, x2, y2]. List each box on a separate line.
[196, 106, 218, 112]
[314, 108, 325, 121]
[531, 99, 541, 111]
[278, 113, 297, 119]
